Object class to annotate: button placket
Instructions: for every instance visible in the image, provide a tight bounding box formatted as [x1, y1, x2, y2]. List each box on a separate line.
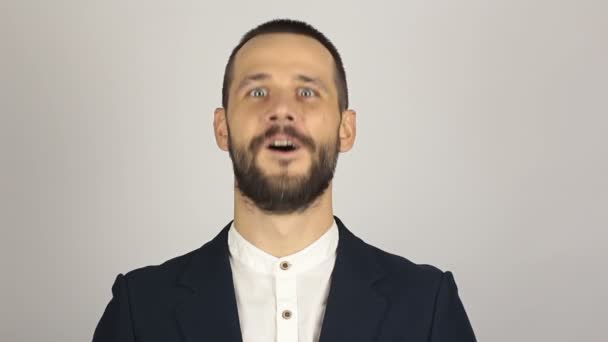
[275, 260, 297, 341]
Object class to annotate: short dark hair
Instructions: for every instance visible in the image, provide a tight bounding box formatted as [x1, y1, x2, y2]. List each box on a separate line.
[221, 19, 349, 112]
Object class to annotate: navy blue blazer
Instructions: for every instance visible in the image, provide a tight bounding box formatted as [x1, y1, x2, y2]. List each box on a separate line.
[93, 216, 476, 341]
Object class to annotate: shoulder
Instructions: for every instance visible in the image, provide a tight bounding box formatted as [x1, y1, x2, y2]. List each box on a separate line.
[116, 225, 229, 292]
[117, 247, 199, 293]
[334, 216, 448, 290]
[363, 239, 448, 293]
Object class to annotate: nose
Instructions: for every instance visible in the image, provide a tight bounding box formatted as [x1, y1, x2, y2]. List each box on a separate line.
[266, 92, 297, 124]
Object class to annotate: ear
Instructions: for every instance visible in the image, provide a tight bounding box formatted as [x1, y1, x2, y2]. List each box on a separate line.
[213, 107, 229, 151]
[338, 109, 356, 152]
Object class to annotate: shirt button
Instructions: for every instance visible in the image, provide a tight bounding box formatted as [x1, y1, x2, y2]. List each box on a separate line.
[280, 261, 291, 270]
[281, 309, 292, 319]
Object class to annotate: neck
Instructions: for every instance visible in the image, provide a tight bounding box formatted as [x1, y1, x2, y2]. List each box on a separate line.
[233, 182, 335, 258]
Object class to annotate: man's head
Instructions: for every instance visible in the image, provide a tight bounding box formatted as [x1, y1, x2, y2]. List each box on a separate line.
[213, 19, 356, 215]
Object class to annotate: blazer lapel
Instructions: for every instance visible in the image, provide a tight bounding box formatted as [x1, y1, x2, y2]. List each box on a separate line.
[175, 222, 243, 342]
[319, 216, 389, 342]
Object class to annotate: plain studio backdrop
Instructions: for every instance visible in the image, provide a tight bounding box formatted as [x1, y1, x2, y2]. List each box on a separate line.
[1, 0, 607, 341]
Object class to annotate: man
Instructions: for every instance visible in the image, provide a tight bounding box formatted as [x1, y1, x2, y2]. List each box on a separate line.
[93, 19, 476, 342]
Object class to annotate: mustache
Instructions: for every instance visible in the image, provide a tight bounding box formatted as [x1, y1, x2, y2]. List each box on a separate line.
[249, 125, 316, 153]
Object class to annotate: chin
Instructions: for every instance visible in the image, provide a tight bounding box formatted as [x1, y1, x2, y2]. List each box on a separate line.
[259, 158, 310, 174]
[263, 169, 309, 181]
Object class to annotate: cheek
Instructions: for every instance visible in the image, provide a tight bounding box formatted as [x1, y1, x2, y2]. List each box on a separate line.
[232, 98, 269, 117]
[310, 112, 340, 139]
[227, 114, 258, 142]
[230, 102, 269, 128]
[307, 101, 340, 123]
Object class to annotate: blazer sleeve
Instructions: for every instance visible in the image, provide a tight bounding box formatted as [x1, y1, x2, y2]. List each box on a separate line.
[92, 273, 136, 342]
[429, 271, 477, 342]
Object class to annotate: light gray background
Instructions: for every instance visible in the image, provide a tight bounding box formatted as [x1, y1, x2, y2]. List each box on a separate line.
[1, 0, 607, 341]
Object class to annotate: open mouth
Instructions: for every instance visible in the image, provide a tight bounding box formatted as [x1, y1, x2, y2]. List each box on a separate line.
[266, 139, 300, 153]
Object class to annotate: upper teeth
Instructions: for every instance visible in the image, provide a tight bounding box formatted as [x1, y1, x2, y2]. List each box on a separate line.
[272, 140, 294, 147]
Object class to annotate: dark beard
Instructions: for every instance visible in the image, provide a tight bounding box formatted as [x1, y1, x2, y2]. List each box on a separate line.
[227, 124, 340, 215]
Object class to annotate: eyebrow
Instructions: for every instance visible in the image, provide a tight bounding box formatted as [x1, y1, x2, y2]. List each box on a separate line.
[235, 73, 271, 93]
[295, 74, 329, 93]
[235, 72, 329, 94]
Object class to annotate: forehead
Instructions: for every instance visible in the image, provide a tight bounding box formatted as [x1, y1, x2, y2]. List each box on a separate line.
[232, 33, 335, 82]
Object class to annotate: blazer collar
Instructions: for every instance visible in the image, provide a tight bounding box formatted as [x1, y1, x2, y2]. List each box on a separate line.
[175, 216, 388, 342]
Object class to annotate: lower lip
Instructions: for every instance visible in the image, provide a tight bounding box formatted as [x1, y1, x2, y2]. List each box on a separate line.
[266, 147, 302, 157]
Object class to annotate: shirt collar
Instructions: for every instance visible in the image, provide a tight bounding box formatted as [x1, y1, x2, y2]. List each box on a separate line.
[227, 218, 339, 275]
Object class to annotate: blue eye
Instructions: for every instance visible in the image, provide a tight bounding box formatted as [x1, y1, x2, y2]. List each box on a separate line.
[249, 88, 268, 97]
[298, 88, 316, 97]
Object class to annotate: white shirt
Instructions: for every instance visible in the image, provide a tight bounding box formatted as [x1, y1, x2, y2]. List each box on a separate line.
[227, 219, 339, 342]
